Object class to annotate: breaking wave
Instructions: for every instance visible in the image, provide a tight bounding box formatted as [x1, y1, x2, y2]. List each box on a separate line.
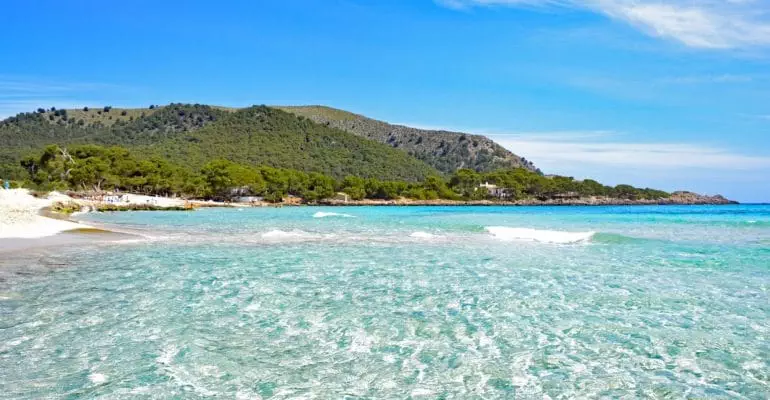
[260, 229, 312, 240]
[409, 231, 439, 239]
[485, 226, 595, 244]
[313, 212, 355, 218]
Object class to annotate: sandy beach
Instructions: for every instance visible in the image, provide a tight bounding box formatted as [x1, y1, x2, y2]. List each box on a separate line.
[0, 189, 93, 240]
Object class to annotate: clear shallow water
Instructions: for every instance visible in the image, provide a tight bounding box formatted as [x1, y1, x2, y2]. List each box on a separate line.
[1, 205, 769, 399]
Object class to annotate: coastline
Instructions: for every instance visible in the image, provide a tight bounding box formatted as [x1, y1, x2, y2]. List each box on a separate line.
[313, 192, 737, 207]
[0, 188, 737, 245]
[0, 189, 239, 248]
[0, 190, 154, 254]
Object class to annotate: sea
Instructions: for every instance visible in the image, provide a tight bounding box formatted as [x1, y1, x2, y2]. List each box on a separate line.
[1, 205, 769, 399]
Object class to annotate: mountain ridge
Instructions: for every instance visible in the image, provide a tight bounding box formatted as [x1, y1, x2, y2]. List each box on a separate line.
[1, 103, 538, 179]
[276, 105, 539, 175]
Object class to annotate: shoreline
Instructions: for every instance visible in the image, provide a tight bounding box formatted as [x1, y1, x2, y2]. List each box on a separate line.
[0, 188, 744, 256]
[0, 190, 95, 241]
[0, 192, 149, 254]
[0, 188, 738, 243]
[312, 198, 738, 207]
[312, 192, 738, 207]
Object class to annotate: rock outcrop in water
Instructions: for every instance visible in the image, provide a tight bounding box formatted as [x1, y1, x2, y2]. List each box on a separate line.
[668, 191, 736, 205]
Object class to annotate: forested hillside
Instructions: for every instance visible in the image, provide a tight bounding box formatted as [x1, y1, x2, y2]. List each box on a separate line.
[14, 143, 672, 203]
[0, 104, 439, 181]
[0, 104, 226, 170]
[277, 106, 539, 174]
[1, 103, 541, 180]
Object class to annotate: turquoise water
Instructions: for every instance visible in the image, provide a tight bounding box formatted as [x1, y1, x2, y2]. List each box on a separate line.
[1, 205, 769, 398]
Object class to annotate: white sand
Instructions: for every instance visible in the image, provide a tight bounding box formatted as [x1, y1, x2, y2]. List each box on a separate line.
[116, 193, 185, 207]
[0, 189, 92, 239]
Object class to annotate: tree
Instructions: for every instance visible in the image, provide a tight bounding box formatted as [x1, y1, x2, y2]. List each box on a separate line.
[423, 175, 456, 199]
[201, 159, 265, 199]
[577, 179, 606, 197]
[341, 176, 366, 200]
[103, 106, 112, 113]
[68, 156, 111, 190]
[450, 169, 481, 198]
[300, 172, 335, 202]
[259, 166, 289, 202]
[83, 106, 89, 112]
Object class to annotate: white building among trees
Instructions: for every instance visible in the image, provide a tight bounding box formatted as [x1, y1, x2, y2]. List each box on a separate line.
[479, 182, 510, 199]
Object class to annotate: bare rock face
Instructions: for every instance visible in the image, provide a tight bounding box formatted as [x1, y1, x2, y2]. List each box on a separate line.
[669, 191, 737, 205]
[277, 106, 539, 175]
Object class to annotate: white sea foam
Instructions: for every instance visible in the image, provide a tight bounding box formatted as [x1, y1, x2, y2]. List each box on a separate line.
[156, 344, 178, 366]
[313, 212, 355, 218]
[89, 373, 107, 384]
[485, 226, 595, 244]
[409, 231, 438, 239]
[261, 229, 311, 240]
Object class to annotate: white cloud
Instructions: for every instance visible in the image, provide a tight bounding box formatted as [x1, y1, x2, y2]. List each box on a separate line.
[438, 0, 770, 49]
[490, 132, 770, 170]
[659, 73, 756, 84]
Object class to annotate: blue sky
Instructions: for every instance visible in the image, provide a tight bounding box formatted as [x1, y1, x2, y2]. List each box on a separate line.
[1, 0, 769, 201]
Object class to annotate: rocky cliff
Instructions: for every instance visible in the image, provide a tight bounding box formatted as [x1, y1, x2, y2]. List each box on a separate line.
[277, 106, 539, 175]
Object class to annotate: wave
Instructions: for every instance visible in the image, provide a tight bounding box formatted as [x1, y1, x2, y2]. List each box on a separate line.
[409, 231, 439, 239]
[485, 226, 595, 244]
[742, 220, 770, 227]
[313, 212, 355, 219]
[260, 229, 311, 240]
[591, 232, 650, 244]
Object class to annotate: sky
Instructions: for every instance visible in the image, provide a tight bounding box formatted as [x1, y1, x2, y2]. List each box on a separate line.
[1, 0, 769, 202]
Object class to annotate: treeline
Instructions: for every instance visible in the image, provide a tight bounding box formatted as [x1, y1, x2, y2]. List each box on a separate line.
[12, 144, 669, 202]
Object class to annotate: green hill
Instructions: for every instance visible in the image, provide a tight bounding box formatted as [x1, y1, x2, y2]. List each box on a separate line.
[0, 104, 439, 181]
[277, 105, 539, 174]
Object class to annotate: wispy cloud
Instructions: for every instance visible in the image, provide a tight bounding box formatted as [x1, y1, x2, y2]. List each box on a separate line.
[437, 0, 770, 49]
[490, 131, 770, 170]
[659, 73, 756, 84]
